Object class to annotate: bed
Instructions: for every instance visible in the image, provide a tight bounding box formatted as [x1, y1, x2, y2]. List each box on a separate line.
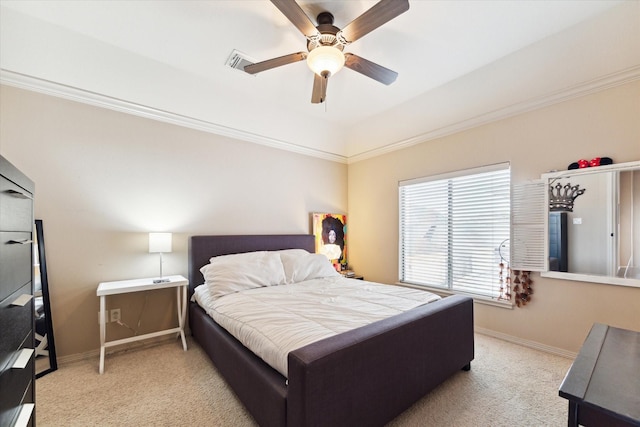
[188, 234, 474, 427]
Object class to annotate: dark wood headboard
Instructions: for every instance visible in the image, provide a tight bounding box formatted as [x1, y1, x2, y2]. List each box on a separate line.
[188, 234, 315, 295]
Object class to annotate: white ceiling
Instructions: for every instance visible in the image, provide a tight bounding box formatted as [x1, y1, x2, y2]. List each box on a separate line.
[1, 1, 638, 162]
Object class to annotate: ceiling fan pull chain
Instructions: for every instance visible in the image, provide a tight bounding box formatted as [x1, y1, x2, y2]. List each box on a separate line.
[324, 77, 328, 112]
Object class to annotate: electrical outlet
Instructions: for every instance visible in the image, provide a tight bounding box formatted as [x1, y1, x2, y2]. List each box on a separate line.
[110, 308, 121, 323]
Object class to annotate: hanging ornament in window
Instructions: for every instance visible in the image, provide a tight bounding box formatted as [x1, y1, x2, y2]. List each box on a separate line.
[513, 270, 534, 307]
[497, 239, 511, 301]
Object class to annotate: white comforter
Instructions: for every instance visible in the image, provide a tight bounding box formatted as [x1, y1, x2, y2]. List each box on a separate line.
[193, 276, 440, 377]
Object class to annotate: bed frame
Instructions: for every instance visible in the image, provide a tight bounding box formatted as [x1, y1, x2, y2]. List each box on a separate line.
[188, 234, 474, 427]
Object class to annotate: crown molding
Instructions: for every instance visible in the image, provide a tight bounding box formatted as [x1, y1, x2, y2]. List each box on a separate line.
[0, 69, 348, 164]
[3, 66, 638, 166]
[348, 65, 640, 164]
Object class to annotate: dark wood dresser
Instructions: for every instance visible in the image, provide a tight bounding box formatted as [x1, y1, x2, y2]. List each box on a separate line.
[559, 323, 640, 427]
[0, 155, 35, 426]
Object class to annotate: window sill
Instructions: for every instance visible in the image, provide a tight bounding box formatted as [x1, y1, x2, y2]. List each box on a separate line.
[395, 282, 514, 309]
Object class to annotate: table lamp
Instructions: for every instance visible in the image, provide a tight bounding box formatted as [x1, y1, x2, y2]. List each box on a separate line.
[149, 232, 172, 283]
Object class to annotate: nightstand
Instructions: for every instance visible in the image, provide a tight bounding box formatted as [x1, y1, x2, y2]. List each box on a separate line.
[96, 275, 188, 374]
[341, 271, 364, 280]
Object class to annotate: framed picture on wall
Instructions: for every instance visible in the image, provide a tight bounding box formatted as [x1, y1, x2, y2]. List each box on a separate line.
[311, 213, 347, 266]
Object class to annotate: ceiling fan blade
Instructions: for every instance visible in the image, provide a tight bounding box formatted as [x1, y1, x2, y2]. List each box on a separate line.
[339, 0, 409, 43]
[344, 53, 398, 85]
[311, 73, 328, 104]
[270, 0, 319, 38]
[244, 52, 307, 74]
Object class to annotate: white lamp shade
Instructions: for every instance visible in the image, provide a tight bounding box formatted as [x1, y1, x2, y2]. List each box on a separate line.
[149, 232, 172, 253]
[307, 46, 345, 76]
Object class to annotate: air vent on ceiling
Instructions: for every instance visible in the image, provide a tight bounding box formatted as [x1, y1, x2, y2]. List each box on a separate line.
[226, 50, 255, 74]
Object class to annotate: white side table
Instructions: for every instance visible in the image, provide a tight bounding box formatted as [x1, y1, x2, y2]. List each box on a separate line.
[97, 275, 188, 374]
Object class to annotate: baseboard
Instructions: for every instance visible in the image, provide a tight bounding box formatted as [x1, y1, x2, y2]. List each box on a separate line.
[56, 334, 183, 366]
[475, 327, 577, 359]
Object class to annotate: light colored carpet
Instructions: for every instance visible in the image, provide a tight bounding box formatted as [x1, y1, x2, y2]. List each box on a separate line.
[36, 334, 573, 426]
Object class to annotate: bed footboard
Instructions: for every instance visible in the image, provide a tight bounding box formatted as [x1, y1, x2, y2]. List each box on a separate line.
[190, 303, 288, 427]
[287, 294, 474, 427]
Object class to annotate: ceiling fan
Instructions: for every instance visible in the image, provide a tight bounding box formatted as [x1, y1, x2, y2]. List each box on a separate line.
[244, 0, 410, 104]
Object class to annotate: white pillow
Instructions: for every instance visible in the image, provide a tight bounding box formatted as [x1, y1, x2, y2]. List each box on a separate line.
[275, 248, 310, 258]
[280, 251, 340, 283]
[201, 251, 286, 299]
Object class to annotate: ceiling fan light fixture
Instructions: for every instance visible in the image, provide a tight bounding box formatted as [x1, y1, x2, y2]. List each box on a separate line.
[306, 46, 345, 77]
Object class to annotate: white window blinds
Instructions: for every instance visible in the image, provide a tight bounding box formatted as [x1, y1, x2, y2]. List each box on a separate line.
[511, 179, 547, 271]
[399, 163, 511, 300]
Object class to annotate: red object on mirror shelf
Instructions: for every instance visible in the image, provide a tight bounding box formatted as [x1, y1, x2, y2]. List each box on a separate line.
[567, 156, 613, 170]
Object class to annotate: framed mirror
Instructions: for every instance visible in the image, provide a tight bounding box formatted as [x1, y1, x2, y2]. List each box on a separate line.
[541, 161, 640, 287]
[34, 219, 57, 378]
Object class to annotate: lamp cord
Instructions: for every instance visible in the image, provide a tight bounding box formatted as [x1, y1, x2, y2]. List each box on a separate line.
[115, 293, 148, 336]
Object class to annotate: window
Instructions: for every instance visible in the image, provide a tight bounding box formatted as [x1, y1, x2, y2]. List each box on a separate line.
[399, 163, 511, 301]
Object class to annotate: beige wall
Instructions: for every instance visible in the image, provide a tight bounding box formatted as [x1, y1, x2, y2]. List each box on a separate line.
[348, 80, 640, 354]
[0, 85, 347, 358]
[2, 80, 639, 360]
